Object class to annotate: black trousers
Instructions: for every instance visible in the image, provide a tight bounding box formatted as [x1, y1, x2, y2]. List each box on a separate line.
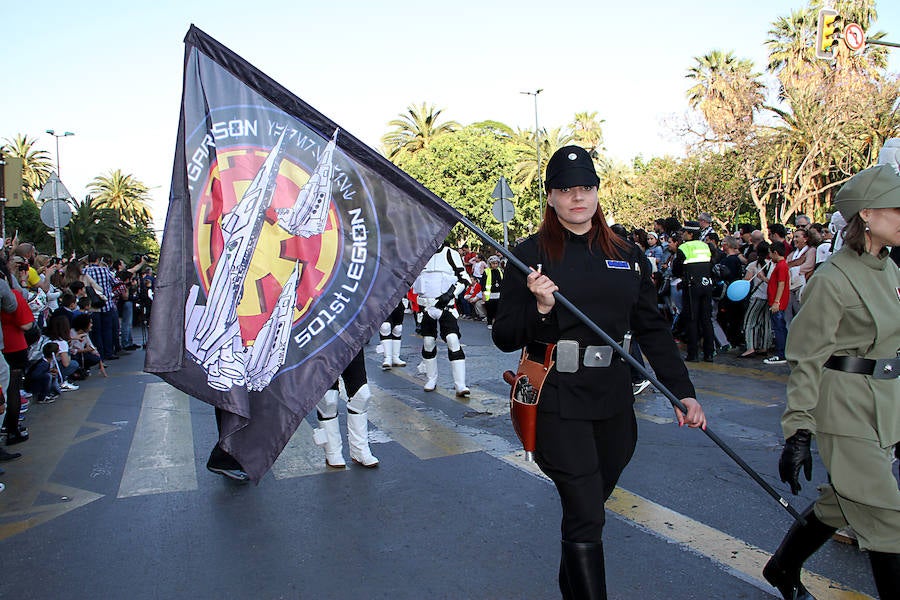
[683, 286, 714, 358]
[535, 408, 638, 543]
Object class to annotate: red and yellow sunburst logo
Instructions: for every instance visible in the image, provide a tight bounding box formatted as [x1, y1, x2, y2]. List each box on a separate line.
[193, 146, 340, 344]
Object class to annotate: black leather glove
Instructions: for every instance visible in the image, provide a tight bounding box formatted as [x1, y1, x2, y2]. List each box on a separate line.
[779, 429, 812, 495]
[435, 290, 455, 310]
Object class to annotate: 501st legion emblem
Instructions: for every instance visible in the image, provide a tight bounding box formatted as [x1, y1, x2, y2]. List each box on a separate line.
[185, 113, 379, 392]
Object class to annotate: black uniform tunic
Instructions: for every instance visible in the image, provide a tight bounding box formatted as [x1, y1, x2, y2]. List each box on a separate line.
[492, 231, 696, 542]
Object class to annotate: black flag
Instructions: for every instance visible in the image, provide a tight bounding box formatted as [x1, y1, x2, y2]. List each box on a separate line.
[145, 25, 459, 482]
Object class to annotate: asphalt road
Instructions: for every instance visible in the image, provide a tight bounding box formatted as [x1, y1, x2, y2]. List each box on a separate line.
[0, 315, 885, 599]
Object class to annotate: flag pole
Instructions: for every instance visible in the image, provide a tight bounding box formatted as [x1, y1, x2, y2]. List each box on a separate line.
[453, 212, 806, 526]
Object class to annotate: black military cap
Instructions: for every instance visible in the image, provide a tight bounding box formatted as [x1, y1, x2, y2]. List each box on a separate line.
[682, 220, 701, 232]
[545, 145, 600, 189]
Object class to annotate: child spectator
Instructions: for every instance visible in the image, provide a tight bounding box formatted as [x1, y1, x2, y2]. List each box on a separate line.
[70, 313, 105, 377]
[24, 342, 61, 404]
[44, 314, 80, 389]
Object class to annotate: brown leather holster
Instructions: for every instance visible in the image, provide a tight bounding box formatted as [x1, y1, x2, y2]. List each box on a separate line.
[505, 344, 555, 460]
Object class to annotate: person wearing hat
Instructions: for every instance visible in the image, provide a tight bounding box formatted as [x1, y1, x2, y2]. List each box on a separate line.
[764, 163, 900, 600]
[492, 145, 706, 599]
[672, 221, 716, 362]
[482, 255, 503, 329]
[697, 212, 714, 242]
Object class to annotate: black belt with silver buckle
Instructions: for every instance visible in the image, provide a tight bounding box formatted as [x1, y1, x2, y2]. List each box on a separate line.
[824, 355, 900, 380]
[526, 340, 614, 372]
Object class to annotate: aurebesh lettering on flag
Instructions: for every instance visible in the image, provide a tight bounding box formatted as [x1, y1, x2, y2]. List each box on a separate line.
[145, 25, 459, 482]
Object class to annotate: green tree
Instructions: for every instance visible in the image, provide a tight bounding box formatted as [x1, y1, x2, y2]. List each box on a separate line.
[686, 50, 765, 142]
[569, 111, 605, 157]
[400, 125, 531, 246]
[64, 196, 133, 258]
[87, 169, 154, 228]
[4, 199, 50, 252]
[381, 103, 460, 165]
[1, 133, 54, 197]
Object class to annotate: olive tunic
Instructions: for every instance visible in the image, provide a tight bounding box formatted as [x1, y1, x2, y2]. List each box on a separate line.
[783, 247, 900, 552]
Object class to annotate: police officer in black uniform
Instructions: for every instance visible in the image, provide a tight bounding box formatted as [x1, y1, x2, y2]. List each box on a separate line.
[492, 146, 706, 599]
[672, 222, 716, 361]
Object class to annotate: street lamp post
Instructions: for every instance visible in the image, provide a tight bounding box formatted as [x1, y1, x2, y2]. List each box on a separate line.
[45, 129, 74, 176]
[520, 89, 543, 216]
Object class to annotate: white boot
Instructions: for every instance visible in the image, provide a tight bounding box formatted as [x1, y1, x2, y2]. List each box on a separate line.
[390, 339, 406, 367]
[450, 359, 470, 397]
[347, 412, 379, 467]
[381, 341, 392, 370]
[423, 357, 438, 392]
[313, 418, 346, 468]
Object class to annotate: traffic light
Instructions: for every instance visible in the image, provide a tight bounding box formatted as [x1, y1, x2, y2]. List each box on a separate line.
[816, 8, 841, 60]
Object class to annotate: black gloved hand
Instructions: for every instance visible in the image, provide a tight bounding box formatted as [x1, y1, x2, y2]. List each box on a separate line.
[779, 429, 812, 495]
[435, 290, 455, 310]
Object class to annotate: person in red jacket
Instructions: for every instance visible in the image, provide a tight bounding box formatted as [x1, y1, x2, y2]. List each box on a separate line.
[763, 244, 790, 365]
[1, 257, 36, 444]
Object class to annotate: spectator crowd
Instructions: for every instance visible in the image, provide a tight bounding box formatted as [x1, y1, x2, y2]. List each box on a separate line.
[0, 240, 156, 494]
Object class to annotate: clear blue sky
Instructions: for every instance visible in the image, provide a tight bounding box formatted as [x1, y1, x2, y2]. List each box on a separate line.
[2, 0, 898, 231]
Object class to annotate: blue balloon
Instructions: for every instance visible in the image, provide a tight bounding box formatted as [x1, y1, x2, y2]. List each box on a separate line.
[726, 279, 751, 302]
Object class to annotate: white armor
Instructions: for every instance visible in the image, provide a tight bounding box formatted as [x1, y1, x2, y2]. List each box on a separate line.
[413, 245, 472, 397]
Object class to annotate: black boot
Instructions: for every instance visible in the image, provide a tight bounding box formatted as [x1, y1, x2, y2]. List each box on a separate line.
[868, 551, 899, 600]
[560, 540, 607, 600]
[763, 505, 836, 600]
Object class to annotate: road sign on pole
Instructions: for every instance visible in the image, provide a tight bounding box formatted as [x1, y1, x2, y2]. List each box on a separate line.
[38, 173, 74, 257]
[491, 176, 516, 248]
[843, 22, 865, 51]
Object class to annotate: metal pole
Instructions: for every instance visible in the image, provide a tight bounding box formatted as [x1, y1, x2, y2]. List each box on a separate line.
[453, 210, 807, 525]
[521, 89, 544, 218]
[46, 130, 74, 178]
[52, 181, 62, 257]
[866, 39, 900, 48]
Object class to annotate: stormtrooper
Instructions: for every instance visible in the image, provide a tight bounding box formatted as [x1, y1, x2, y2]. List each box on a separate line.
[413, 244, 473, 396]
[379, 300, 407, 370]
[312, 350, 379, 468]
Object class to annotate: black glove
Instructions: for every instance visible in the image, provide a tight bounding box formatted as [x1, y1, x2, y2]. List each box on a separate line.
[435, 290, 455, 310]
[779, 429, 812, 495]
[895, 444, 899, 461]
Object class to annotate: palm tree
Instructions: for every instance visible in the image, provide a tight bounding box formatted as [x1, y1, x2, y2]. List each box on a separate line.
[511, 126, 574, 192]
[686, 50, 764, 141]
[1, 134, 54, 197]
[381, 103, 460, 164]
[569, 111, 605, 158]
[87, 169, 153, 227]
[64, 195, 133, 257]
[766, 8, 819, 95]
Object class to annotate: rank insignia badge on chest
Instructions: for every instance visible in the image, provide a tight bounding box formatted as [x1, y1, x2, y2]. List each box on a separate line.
[606, 260, 630, 270]
[896, 287, 900, 302]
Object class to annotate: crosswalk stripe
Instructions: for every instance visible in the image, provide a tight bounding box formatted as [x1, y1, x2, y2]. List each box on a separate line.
[271, 419, 336, 479]
[117, 382, 197, 498]
[367, 384, 483, 459]
[606, 488, 873, 599]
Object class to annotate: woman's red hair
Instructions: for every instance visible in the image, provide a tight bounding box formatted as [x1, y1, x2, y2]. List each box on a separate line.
[537, 202, 629, 264]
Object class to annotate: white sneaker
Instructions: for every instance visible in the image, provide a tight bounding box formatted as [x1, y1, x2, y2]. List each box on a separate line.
[763, 356, 786, 365]
[632, 380, 652, 395]
[61, 381, 80, 391]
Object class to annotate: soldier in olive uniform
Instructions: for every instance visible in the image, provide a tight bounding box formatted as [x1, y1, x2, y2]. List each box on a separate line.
[764, 163, 900, 600]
